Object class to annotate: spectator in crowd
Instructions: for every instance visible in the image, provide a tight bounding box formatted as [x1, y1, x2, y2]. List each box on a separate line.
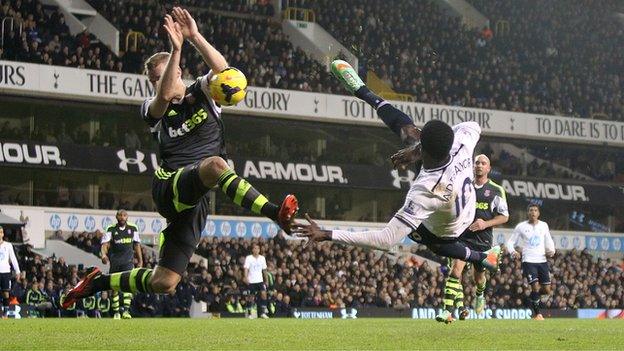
[4, 232, 624, 319]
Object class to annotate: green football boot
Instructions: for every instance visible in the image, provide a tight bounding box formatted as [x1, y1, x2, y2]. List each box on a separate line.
[330, 60, 365, 94]
[435, 310, 455, 324]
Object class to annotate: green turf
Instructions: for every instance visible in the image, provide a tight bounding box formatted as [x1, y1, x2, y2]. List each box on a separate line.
[2, 318, 623, 350]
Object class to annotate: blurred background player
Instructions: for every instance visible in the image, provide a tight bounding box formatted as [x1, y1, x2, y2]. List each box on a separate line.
[96, 291, 112, 318]
[100, 209, 142, 319]
[506, 204, 555, 320]
[438, 154, 509, 322]
[0, 226, 20, 319]
[62, 7, 298, 309]
[243, 244, 268, 318]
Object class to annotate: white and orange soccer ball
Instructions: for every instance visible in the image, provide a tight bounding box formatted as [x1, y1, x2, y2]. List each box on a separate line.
[209, 67, 248, 106]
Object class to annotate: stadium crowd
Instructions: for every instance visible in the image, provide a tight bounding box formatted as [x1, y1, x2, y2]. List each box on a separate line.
[1, 0, 623, 315]
[299, 0, 623, 121]
[8, 239, 196, 317]
[3, 0, 623, 121]
[0, 0, 120, 70]
[84, 1, 338, 92]
[3, 232, 610, 318]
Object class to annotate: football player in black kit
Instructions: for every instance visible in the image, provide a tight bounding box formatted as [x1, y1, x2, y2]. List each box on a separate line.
[437, 154, 509, 323]
[62, 7, 298, 308]
[100, 209, 143, 319]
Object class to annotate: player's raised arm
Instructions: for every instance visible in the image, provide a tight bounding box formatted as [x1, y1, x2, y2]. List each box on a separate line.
[173, 7, 228, 75]
[452, 121, 481, 152]
[148, 14, 184, 119]
[293, 214, 413, 251]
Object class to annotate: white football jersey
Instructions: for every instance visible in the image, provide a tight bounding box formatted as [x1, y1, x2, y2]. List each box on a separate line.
[394, 122, 481, 238]
[506, 220, 554, 263]
[0, 241, 20, 274]
[244, 254, 267, 284]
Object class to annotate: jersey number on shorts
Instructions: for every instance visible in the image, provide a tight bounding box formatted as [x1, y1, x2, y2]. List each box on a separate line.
[454, 177, 472, 218]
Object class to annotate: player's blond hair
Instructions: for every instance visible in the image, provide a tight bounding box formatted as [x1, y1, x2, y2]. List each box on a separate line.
[144, 52, 170, 74]
[474, 154, 490, 164]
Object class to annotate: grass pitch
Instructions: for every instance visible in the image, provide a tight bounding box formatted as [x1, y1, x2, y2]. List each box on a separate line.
[3, 318, 622, 350]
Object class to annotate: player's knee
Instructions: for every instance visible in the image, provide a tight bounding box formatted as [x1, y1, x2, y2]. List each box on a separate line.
[149, 272, 180, 294]
[151, 279, 177, 294]
[198, 156, 229, 187]
[200, 156, 228, 175]
[540, 285, 551, 295]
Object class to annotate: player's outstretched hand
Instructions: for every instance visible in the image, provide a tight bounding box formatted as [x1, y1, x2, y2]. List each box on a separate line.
[291, 213, 331, 242]
[469, 218, 488, 231]
[391, 144, 421, 170]
[163, 14, 183, 51]
[172, 7, 199, 40]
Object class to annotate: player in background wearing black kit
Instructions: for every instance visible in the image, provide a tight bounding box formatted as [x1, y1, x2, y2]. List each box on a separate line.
[61, 7, 298, 308]
[100, 209, 143, 319]
[438, 154, 509, 322]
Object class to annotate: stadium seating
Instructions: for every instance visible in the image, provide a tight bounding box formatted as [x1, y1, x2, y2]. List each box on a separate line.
[1, 0, 122, 70]
[13, 240, 194, 317]
[294, 0, 623, 121]
[468, 0, 623, 121]
[86, 0, 340, 92]
[3, 0, 622, 121]
[47, 233, 624, 315]
[0, 0, 338, 92]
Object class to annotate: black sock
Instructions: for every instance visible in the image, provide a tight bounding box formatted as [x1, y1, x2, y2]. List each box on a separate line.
[530, 291, 541, 315]
[355, 86, 415, 138]
[355, 86, 384, 109]
[466, 248, 488, 263]
[92, 275, 111, 292]
[112, 292, 120, 313]
[429, 242, 487, 262]
[92, 268, 153, 293]
[376, 104, 414, 137]
[2, 296, 8, 315]
[443, 276, 461, 313]
[123, 292, 132, 309]
[217, 169, 280, 221]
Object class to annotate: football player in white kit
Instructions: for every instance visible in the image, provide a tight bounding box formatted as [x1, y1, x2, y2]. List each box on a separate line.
[0, 226, 21, 318]
[293, 60, 502, 274]
[506, 204, 555, 320]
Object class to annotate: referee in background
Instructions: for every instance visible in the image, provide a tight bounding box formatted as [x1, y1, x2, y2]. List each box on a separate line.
[101, 210, 143, 319]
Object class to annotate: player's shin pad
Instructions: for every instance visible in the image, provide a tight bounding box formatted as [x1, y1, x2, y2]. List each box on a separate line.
[123, 292, 133, 308]
[217, 169, 279, 220]
[105, 268, 153, 293]
[454, 289, 464, 308]
[444, 277, 462, 313]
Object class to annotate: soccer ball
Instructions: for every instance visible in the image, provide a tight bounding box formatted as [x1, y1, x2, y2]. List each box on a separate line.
[209, 67, 248, 106]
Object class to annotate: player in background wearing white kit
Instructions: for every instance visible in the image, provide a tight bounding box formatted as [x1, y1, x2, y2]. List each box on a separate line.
[506, 204, 555, 320]
[243, 244, 268, 318]
[293, 60, 502, 274]
[0, 226, 21, 319]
